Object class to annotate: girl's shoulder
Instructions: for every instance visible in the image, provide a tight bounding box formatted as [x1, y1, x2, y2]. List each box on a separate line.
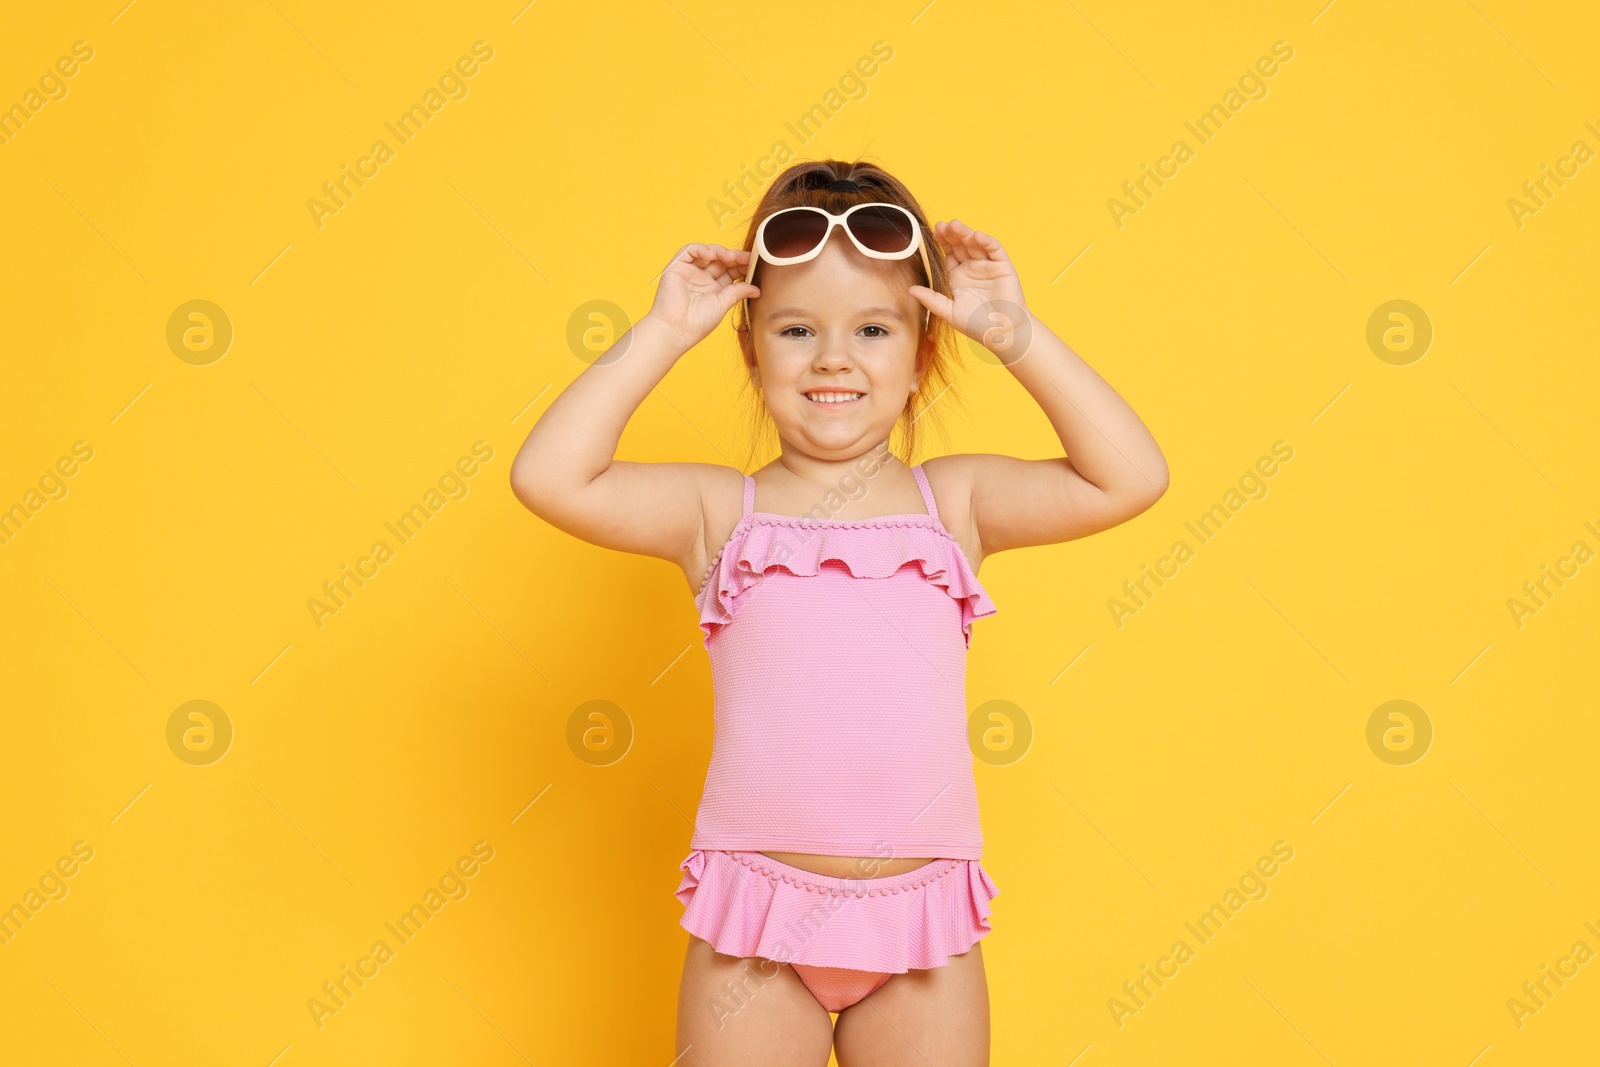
[682, 464, 753, 599]
[916, 454, 984, 574]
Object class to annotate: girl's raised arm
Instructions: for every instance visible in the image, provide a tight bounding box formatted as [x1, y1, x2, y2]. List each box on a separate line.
[909, 219, 1169, 564]
[509, 244, 758, 571]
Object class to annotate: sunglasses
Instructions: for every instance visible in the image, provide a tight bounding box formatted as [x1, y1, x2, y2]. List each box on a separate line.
[741, 202, 934, 330]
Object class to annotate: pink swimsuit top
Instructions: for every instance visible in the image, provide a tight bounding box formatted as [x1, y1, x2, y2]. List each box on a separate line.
[690, 464, 998, 860]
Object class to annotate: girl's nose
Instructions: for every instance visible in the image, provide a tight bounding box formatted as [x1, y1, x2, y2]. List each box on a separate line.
[812, 340, 857, 369]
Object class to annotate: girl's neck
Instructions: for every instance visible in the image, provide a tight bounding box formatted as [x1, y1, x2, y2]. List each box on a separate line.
[766, 439, 898, 484]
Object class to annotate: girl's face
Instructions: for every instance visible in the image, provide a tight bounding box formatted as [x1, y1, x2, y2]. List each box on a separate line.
[746, 238, 926, 460]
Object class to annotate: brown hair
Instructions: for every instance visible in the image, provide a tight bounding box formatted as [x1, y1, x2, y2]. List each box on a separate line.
[729, 158, 969, 471]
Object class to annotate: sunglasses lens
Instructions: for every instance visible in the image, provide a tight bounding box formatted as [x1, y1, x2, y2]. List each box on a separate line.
[846, 205, 917, 254]
[762, 210, 830, 259]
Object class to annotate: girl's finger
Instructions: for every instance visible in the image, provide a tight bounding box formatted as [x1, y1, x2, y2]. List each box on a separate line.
[958, 226, 1000, 262]
[945, 228, 976, 267]
[696, 246, 747, 274]
[691, 243, 728, 266]
[718, 282, 761, 310]
[972, 230, 1005, 257]
[673, 246, 708, 274]
[951, 219, 999, 260]
[908, 284, 954, 324]
[951, 220, 985, 251]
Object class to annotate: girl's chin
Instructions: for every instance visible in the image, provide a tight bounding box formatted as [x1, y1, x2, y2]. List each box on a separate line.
[778, 418, 884, 443]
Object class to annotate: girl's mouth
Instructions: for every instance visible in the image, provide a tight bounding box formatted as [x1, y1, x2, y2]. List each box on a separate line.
[804, 391, 865, 405]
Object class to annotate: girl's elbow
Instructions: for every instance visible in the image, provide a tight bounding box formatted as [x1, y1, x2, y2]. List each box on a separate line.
[509, 465, 549, 515]
[1118, 470, 1168, 518]
[1148, 465, 1171, 499]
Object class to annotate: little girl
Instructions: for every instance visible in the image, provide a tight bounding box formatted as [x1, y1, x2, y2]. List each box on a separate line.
[511, 160, 1168, 1065]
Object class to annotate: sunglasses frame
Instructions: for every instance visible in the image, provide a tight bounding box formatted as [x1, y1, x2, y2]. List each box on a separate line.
[741, 202, 934, 331]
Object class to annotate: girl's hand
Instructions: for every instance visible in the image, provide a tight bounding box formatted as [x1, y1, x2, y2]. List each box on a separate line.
[909, 220, 1031, 359]
[642, 243, 760, 353]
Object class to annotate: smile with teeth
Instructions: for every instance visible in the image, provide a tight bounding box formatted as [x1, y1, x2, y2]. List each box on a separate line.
[804, 391, 865, 404]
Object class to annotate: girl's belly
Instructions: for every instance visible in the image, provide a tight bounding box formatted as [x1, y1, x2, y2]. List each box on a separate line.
[757, 851, 938, 878]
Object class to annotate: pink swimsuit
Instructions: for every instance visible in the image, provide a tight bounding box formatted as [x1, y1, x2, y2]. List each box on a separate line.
[674, 463, 1001, 1013]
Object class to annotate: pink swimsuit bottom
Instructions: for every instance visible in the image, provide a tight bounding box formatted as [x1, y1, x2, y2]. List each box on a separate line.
[676, 849, 999, 1013]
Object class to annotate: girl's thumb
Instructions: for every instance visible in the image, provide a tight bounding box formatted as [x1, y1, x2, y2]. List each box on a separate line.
[722, 283, 760, 310]
[908, 285, 950, 320]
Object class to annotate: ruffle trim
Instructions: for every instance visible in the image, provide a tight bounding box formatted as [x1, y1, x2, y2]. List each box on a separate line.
[695, 517, 998, 651]
[674, 849, 1000, 973]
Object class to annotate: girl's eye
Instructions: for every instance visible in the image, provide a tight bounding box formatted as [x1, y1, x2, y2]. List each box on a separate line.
[779, 326, 810, 338]
[861, 325, 888, 338]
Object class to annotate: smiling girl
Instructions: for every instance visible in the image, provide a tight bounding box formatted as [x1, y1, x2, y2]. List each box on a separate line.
[511, 159, 1169, 1066]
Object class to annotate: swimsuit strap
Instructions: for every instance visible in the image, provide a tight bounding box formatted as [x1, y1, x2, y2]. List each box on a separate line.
[911, 464, 940, 521]
[742, 473, 756, 518]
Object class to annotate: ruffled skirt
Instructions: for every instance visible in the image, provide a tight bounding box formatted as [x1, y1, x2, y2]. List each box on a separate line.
[675, 849, 999, 973]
